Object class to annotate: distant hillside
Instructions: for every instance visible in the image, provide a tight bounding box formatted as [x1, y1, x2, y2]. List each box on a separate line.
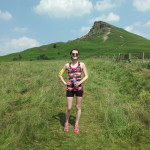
[0, 21, 150, 61]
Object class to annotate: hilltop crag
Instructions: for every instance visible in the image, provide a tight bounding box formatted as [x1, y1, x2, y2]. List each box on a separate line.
[77, 21, 111, 40]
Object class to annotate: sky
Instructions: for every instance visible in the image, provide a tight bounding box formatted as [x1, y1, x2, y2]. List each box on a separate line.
[0, 0, 150, 56]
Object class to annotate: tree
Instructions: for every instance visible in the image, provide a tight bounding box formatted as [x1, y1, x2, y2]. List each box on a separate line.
[53, 44, 57, 48]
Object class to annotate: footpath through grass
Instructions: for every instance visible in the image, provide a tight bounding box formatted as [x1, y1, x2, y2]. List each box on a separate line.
[0, 59, 150, 150]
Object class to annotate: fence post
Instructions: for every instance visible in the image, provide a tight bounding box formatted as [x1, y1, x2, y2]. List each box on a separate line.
[113, 55, 115, 61]
[129, 53, 131, 63]
[118, 53, 120, 62]
[142, 52, 144, 64]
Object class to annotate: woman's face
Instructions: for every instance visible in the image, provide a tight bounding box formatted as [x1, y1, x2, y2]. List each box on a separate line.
[71, 50, 79, 60]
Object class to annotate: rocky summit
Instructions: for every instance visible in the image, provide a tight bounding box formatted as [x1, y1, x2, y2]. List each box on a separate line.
[78, 21, 111, 40]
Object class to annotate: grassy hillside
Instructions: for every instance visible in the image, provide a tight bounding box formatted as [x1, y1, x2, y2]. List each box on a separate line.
[0, 24, 150, 61]
[0, 59, 149, 149]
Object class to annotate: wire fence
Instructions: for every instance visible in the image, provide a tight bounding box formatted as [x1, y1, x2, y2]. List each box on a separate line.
[90, 52, 150, 69]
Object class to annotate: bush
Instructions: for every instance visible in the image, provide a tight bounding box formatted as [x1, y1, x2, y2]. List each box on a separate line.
[53, 44, 56, 48]
[12, 55, 23, 61]
[37, 54, 49, 60]
[13, 57, 18, 61]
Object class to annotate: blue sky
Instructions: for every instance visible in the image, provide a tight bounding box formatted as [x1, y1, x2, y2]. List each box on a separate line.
[0, 0, 150, 56]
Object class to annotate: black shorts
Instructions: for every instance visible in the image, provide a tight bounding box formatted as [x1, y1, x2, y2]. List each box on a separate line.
[66, 90, 83, 97]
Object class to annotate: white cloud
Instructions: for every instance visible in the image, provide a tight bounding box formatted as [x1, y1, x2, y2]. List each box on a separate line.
[125, 22, 141, 32]
[80, 26, 91, 34]
[90, 12, 120, 23]
[94, 0, 125, 11]
[144, 21, 150, 26]
[0, 37, 40, 56]
[124, 22, 150, 39]
[95, 0, 116, 11]
[13, 27, 28, 33]
[133, 0, 150, 12]
[124, 26, 133, 32]
[33, 0, 93, 18]
[71, 26, 91, 36]
[0, 10, 12, 20]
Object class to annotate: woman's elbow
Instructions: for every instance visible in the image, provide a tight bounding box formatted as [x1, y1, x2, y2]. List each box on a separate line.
[58, 75, 62, 79]
[86, 75, 88, 80]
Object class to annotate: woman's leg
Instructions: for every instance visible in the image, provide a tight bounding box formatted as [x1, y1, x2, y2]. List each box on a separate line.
[65, 97, 73, 124]
[75, 96, 82, 125]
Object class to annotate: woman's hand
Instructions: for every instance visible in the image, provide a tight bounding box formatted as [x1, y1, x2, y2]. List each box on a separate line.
[74, 81, 81, 87]
[65, 81, 71, 86]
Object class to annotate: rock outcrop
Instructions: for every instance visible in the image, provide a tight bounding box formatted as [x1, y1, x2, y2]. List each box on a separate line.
[77, 21, 111, 41]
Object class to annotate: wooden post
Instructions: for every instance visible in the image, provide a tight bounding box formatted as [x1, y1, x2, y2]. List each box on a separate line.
[113, 55, 115, 61]
[142, 52, 144, 64]
[129, 53, 131, 63]
[118, 53, 120, 62]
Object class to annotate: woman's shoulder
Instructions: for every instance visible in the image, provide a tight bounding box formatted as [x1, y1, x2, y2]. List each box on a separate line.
[79, 62, 85, 69]
[65, 62, 69, 65]
[64, 63, 70, 69]
[79, 62, 85, 66]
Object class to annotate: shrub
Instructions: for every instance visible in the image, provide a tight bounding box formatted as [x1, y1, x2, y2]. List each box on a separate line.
[37, 54, 49, 60]
[12, 55, 22, 61]
[53, 44, 57, 48]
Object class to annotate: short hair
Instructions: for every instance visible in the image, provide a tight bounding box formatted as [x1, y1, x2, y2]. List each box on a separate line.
[70, 49, 80, 55]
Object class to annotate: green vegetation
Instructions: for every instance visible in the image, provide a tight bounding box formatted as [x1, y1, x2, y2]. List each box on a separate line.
[0, 59, 149, 149]
[0, 25, 150, 62]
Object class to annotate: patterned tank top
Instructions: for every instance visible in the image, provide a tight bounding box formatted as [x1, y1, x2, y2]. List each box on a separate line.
[66, 62, 83, 91]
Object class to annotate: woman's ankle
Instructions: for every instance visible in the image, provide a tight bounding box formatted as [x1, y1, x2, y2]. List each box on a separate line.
[75, 123, 79, 126]
[65, 122, 69, 125]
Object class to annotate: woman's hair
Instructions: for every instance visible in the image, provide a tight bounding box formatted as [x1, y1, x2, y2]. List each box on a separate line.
[70, 49, 80, 55]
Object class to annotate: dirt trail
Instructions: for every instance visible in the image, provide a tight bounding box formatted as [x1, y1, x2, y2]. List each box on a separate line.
[103, 28, 111, 41]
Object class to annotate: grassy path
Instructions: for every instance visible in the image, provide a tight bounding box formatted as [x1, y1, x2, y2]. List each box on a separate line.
[0, 59, 149, 150]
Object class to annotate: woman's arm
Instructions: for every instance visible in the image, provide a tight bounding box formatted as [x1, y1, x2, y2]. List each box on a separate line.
[58, 64, 67, 85]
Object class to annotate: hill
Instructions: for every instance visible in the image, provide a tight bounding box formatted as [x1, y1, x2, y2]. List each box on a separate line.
[0, 59, 149, 149]
[0, 21, 150, 61]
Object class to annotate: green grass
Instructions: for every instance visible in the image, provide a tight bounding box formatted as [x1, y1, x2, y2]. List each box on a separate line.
[0, 59, 150, 150]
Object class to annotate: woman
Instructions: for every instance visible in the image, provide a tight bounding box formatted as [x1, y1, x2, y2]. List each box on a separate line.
[59, 49, 88, 133]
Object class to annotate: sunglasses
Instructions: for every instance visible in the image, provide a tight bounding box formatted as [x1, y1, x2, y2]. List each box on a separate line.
[71, 53, 79, 57]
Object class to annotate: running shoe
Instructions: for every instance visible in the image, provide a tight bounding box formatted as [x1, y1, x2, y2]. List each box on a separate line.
[64, 123, 69, 132]
[74, 124, 79, 133]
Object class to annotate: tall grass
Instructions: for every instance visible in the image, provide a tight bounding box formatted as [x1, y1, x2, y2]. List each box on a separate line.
[0, 59, 149, 150]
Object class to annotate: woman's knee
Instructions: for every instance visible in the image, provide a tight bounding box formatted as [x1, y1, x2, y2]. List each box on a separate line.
[66, 107, 72, 112]
[76, 105, 81, 110]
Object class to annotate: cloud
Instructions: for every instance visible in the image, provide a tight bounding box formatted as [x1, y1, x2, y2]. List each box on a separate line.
[0, 37, 40, 56]
[90, 12, 120, 23]
[124, 26, 133, 32]
[124, 25, 143, 37]
[80, 26, 91, 34]
[144, 20, 150, 26]
[13, 27, 28, 33]
[133, 0, 150, 12]
[124, 22, 150, 39]
[71, 26, 91, 37]
[0, 10, 12, 20]
[33, 0, 93, 18]
[94, 0, 116, 11]
[94, 0, 125, 11]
